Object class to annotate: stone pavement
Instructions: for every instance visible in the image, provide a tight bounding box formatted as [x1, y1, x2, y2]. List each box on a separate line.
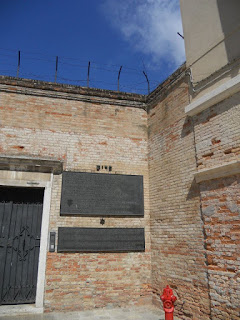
[0, 306, 168, 320]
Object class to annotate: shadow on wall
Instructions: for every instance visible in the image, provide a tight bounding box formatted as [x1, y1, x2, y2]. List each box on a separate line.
[199, 174, 240, 193]
[217, 0, 240, 76]
[186, 179, 199, 200]
[187, 174, 240, 202]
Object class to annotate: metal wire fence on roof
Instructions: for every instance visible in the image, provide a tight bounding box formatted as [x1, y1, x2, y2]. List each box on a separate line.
[0, 47, 167, 94]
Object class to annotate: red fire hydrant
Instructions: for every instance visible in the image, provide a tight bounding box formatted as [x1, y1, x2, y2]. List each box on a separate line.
[161, 285, 177, 320]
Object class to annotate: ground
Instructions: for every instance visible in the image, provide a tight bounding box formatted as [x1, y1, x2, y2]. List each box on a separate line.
[0, 306, 172, 320]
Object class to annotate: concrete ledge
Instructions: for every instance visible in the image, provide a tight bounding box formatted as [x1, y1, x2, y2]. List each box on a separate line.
[0, 306, 167, 319]
[0, 155, 63, 174]
[0, 76, 146, 109]
[0, 304, 43, 316]
[185, 74, 240, 116]
[194, 160, 240, 183]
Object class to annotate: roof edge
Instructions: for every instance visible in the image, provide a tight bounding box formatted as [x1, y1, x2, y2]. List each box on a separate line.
[0, 64, 187, 110]
[147, 63, 187, 109]
[0, 75, 146, 109]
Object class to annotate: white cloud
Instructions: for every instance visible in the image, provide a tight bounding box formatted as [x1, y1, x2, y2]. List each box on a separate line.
[101, 0, 185, 69]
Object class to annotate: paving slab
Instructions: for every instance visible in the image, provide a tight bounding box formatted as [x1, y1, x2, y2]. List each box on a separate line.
[0, 306, 167, 320]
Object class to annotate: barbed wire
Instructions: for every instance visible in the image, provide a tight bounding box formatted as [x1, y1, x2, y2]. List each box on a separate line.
[0, 46, 180, 94]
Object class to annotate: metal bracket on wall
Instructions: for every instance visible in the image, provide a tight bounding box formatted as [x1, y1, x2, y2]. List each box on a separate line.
[49, 232, 56, 252]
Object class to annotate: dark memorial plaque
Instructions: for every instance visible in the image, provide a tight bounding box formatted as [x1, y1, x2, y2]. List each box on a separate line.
[60, 171, 144, 216]
[57, 227, 145, 252]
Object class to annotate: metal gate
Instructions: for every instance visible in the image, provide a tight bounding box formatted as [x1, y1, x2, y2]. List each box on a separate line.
[0, 188, 43, 305]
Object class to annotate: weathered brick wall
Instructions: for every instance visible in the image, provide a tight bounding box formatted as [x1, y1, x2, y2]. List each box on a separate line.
[200, 176, 240, 320]
[0, 72, 239, 318]
[148, 76, 211, 320]
[0, 84, 151, 312]
[193, 92, 240, 170]
[192, 92, 240, 320]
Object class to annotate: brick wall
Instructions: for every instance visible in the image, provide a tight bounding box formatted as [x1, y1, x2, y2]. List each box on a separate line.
[200, 175, 240, 320]
[193, 92, 240, 171]
[192, 92, 240, 320]
[0, 72, 239, 319]
[148, 76, 211, 320]
[0, 85, 151, 312]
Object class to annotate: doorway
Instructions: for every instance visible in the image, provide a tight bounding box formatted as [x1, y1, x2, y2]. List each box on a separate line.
[0, 187, 44, 305]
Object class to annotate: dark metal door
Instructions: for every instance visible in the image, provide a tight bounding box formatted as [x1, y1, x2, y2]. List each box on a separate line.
[0, 189, 43, 305]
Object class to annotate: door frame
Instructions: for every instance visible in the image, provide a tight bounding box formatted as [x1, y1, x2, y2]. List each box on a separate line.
[0, 172, 53, 314]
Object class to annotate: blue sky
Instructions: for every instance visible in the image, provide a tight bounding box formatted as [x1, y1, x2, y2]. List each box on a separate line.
[0, 0, 185, 94]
